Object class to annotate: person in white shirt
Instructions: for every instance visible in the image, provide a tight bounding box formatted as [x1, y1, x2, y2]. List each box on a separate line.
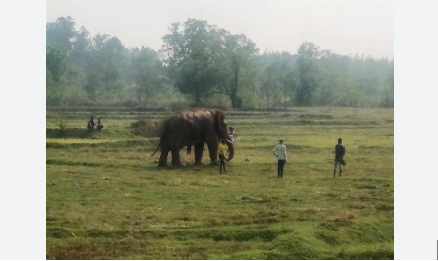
[272, 139, 287, 178]
[228, 127, 237, 143]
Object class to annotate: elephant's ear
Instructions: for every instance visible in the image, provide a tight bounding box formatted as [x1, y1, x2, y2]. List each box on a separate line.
[215, 111, 226, 132]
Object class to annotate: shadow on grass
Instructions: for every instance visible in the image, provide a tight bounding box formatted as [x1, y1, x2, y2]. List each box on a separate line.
[47, 226, 289, 242]
[46, 158, 221, 172]
[46, 139, 156, 149]
[47, 128, 97, 139]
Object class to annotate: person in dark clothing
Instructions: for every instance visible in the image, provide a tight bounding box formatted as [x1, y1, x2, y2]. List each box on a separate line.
[87, 116, 96, 130]
[334, 138, 346, 178]
[97, 117, 104, 131]
[218, 139, 228, 174]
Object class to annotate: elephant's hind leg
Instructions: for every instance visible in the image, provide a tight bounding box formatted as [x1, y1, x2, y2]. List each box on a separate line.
[194, 143, 204, 165]
[158, 149, 169, 167]
[171, 149, 182, 167]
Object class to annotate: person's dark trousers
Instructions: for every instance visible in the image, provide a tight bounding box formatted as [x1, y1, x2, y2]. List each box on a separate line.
[278, 160, 285, 178]
[219, 155, 226, 174]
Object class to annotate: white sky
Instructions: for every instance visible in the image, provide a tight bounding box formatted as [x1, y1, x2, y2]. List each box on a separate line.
[46, 0, 393, 58]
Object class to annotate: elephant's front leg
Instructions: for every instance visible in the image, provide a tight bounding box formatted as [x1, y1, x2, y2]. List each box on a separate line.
[207, 141, 219, 163]
[171, 149, 182, 167]
[194, 143, 204, 165]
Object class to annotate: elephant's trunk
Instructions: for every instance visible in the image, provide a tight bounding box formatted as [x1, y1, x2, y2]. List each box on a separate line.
[226, 141, 234, 161]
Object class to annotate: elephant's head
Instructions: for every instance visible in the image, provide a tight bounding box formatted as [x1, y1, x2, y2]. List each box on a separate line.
[215, 110, 234, 161]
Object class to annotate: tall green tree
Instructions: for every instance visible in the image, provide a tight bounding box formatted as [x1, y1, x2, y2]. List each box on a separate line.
[132, 47, 170, 107]
[315, 51, 348, 106]
[214, 34, 259, 108]
[101, 37, 125, 92]
[83, 35, 126, 99]
[46, 17, 76, 53]
[259, 52, 297, 108]
[161, 19, 227, 105]
[46, 16, 77, 105]
[46, 44, 67, 84]
[70, 26, 90, 64]
[82, 34, 109, 100]
[382, 61, 394, 107]
[45, 16, 394, 109]
[296, 42, 320, 106]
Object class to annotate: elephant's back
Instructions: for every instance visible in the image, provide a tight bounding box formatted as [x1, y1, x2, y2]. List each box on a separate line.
[178, 109, 217, 124]
[163, 113, 201, 138]
[162, 109, 215, 141]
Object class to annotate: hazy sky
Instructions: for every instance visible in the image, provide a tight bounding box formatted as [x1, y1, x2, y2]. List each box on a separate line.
[46, 0, 393, 58]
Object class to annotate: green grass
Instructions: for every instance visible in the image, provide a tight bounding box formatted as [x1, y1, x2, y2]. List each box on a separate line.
[46, 107, 394, 259]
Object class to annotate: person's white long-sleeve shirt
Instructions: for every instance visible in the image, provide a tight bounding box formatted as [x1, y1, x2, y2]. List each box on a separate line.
[273, 144, 287, 160]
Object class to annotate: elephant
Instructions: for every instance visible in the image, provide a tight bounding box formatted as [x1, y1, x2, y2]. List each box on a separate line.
[151, 108, 234, 167]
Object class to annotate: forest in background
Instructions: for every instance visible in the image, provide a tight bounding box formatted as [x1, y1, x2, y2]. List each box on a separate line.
[46, 17, 394, 109]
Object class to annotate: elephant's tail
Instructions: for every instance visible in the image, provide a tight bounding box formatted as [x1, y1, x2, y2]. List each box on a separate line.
[151, 136, 164, 156]
[151, 126, 166, 156]
[151, 142, 161, 157]
[151, 119, 169, 156]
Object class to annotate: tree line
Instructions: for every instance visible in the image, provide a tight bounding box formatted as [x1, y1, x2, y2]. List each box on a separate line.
[46, 17, 394, 109]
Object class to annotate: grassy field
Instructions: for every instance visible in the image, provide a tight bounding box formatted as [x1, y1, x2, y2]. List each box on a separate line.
[46, 107, 394, 260]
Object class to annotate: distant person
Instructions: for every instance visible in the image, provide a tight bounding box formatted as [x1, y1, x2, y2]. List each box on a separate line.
[87, 116, 96, 130]
[97, 117, 104, 131]
[228, 127, 237, 143]
[273, 139, 287, 178]
[218, 139, 228, 174]
[334, 138, 346, 178]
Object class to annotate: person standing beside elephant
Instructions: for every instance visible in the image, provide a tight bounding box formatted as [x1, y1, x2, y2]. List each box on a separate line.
[218, 139, 228, 174]
[273, 140, 287, 178]
[228, 127, 237, 143]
